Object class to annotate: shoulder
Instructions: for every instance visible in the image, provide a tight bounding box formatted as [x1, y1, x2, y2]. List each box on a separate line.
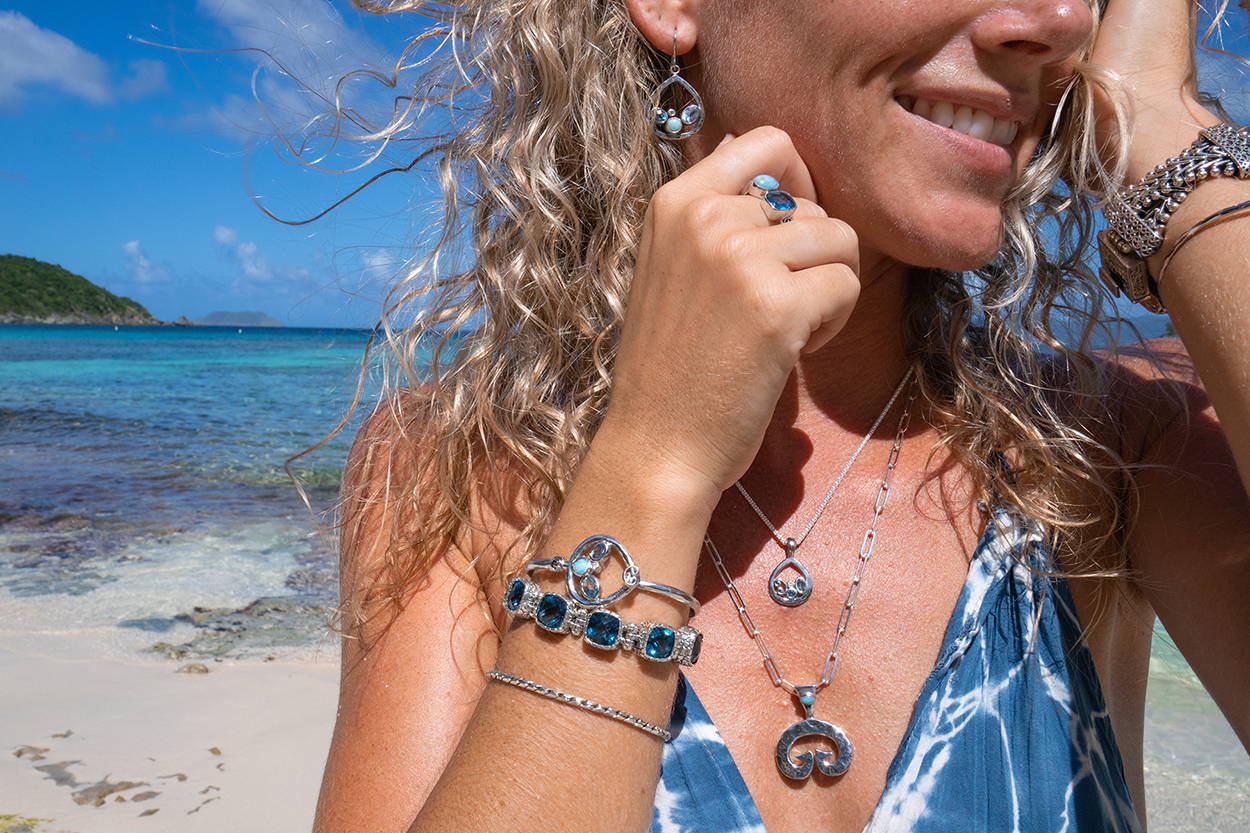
[1064, 336, 1213, 465]
[340, 381, 535, 635]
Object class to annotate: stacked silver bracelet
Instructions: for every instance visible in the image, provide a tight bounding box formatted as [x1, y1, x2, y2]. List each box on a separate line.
[486, 670, 673, 742]
[492, 534, 700, 743]
[1099, 123, 1250, 313]
[504, 575, 703, 666]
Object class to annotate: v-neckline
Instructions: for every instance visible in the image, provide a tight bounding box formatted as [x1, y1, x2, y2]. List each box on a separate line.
[673, 504, 1017, 832]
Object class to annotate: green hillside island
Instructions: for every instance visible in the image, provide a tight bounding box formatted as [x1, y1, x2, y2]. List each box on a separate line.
[0, 255, 284, 327]
[0, 253, 174, 325]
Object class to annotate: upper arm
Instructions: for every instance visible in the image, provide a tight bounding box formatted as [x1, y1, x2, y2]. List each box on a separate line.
[312, 389, 502, 833]
[1117, 337, 1250, 749]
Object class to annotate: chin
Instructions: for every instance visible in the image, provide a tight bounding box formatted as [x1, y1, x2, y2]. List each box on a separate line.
[881, 208, 1006, 273]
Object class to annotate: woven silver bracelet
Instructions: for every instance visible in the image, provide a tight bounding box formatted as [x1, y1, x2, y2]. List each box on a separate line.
[486, 669, 672, 742]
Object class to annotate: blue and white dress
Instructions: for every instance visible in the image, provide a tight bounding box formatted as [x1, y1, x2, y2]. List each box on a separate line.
[650, 502, 1144, 832]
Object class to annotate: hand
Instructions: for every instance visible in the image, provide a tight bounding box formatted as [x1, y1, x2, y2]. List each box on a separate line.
[598, 125, 862, 499]
[1087, 0, 1221, 180]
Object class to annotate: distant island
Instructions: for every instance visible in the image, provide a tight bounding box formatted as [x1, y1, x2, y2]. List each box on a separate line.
[0, 254, 283, 327]
[194, 310, 283, 327]
[0, 253, 162, 325]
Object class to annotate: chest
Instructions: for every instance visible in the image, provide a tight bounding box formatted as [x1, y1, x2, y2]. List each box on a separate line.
[679, 498, 1153, 832]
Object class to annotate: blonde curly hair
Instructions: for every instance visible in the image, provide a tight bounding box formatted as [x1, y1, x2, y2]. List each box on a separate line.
[271, 0, 1244, 667]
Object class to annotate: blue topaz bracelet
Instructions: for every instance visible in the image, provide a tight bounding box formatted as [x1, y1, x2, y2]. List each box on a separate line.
[486, 669, 672, 741]
[504, 576, 703, 666]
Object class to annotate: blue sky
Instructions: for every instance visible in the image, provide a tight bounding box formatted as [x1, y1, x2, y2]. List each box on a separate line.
[1, 2, 1248, 328]
[1, 0, 448, 328]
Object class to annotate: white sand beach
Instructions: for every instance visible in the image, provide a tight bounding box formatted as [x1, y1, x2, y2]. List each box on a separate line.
[1, 646, 339, 833]
[2, 636, 1246, 833]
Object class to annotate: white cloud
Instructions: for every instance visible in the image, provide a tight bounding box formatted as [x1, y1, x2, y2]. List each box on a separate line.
[191, 0, 396, 140]
[118, 58, 170, 100]
[212, 224, 315, 290]
[0, 12, 169, 109]
[359, 247, 402, 282]
[0, 11, 111, 107]
[122, 240, 171, 284]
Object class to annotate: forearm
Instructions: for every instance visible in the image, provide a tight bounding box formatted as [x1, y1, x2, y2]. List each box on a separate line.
[409, 425, 720, 833]
[1133, 102, 1250, 495]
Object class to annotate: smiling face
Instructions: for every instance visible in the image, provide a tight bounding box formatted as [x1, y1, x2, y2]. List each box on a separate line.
[656, 0, 1096, 273]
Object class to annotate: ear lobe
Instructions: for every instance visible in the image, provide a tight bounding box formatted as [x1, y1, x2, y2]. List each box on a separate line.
[622, 0, 700, 57]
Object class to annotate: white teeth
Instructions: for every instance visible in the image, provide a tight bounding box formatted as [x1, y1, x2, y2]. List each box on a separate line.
[989, 118, 1018, 145]
[952, 105, 973, 134]
[896, 95, 1019, 146]
[968, 110, 994, 141]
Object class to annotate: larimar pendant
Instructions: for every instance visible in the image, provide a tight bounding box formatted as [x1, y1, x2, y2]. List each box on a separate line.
[768, 538, 813, 606]
[775, 685, 853, 780]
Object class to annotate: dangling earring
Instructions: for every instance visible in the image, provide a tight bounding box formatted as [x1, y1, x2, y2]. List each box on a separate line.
[649, 29, 704, 140]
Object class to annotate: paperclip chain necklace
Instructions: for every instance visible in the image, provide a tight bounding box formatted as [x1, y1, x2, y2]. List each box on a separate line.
[703, 374, 917, 781]
[735, 368, 914, 607]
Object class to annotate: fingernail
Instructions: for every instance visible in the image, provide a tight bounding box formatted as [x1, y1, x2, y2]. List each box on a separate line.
[718, 132, 735, 146]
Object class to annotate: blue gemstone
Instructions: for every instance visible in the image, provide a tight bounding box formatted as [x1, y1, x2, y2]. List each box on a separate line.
[505, 578, 525, 611]
[536, 593, 568, 629]
[585, 611, 620, 648]
[800, 694, 815, 705]
[654, 108, 666, 124]
[665, 116, 683, 134]
[645, 625, 675, 659]
[689, 631, 702, 665]
[765, 190, 796, 211]
[752, 174, 779, 191]
[681, 104, 702, 125]
[572, 557, 591, 576]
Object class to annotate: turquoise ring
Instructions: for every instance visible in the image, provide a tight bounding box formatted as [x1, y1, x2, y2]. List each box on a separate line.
[742, 173, 779, 198]
[741, 174, 796, 224]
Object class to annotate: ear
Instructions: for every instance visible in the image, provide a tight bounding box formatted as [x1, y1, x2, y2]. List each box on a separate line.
[622, 0, 701, 57]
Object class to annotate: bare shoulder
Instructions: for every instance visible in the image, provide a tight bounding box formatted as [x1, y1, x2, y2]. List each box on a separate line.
[313, 383, 513, 833]
[1089, 336, 1213, 463]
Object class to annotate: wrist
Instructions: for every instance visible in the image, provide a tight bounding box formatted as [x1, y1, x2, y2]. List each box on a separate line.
[585, 416, 725, 521]
[1121, 96, 1225, 184]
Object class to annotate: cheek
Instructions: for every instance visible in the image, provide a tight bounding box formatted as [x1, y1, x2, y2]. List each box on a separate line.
[810, 145, 1009, 272]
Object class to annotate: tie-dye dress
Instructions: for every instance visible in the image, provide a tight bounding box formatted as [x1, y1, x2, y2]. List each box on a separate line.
[650, 502, 1144, 833]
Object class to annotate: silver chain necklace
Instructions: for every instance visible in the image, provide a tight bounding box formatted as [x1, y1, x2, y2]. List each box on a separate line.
[735, 368, 914, 607]
[704, 375, 917, 781]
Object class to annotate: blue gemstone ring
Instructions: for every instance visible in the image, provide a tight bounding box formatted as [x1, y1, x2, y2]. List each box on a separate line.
[741, 173, 797, 224]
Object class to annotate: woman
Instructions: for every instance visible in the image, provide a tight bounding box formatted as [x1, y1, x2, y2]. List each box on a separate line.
[310, 0, 1250, 830]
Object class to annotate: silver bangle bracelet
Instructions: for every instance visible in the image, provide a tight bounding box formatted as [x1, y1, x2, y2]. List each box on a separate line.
[486, 669, 672, 742]
[524, 534, 701, 616]
[503, 576, 703, 666]
[1156, 197, 1250, 287]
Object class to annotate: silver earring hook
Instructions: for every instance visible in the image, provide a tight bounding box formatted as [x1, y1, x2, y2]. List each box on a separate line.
[670, 29, 679, 75]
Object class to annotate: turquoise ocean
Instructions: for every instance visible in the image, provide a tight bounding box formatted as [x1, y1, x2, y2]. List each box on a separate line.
[0, 324, 380, 663]
[0, 323, 1244, 824]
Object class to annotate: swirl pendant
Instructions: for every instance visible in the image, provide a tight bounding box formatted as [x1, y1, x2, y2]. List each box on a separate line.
[775, 686, 853, 779]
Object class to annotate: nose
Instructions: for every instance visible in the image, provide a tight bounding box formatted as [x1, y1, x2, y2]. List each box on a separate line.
[969, 0, 1095, 67]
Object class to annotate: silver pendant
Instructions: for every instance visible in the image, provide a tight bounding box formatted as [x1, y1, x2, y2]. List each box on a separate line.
[768, 537, 813, 606]
[775, 685, 853, 780]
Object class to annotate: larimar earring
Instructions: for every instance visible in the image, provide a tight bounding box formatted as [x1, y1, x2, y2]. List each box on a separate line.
[649, 30, 704, 140]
